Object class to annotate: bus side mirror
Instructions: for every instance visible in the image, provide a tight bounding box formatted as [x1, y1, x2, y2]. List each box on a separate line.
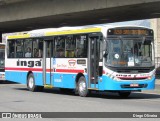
[103, 51, 108, 58]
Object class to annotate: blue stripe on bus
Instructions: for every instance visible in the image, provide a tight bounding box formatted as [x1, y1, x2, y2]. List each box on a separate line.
[5, 71, 77, 89]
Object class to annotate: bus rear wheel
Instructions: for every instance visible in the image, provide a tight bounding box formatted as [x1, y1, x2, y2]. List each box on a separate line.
[27, 73, 43, 92]
[27, 73, 37, 92]
[118, 91, 131, 98]
[77, 76, 89, 97]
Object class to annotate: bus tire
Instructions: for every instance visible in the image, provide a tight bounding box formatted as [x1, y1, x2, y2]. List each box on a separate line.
[118, 91, 131, 98]
[27, 73, 37, 92]
[77, 76, 89, 97]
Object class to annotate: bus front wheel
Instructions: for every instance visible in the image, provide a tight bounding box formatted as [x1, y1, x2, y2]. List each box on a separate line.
[118, 91, 131, 98]
[77, 76, 89, 97]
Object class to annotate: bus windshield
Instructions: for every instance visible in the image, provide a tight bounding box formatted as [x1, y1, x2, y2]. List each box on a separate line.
[105, 37, 154, 67]
[0, 49, 5, 69]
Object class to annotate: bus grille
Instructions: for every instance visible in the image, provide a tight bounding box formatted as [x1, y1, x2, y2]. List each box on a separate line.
[118, 77, 148, 80]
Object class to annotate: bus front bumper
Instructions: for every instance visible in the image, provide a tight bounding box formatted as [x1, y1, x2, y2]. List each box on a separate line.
[98, 75, 155, 91]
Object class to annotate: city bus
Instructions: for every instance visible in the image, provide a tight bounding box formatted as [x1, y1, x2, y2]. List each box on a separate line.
[5, 25, 155, 97]
[0, 43, 5, 80]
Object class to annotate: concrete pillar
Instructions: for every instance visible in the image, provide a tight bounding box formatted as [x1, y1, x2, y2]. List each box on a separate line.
[0, 32, 2, 43]
[157, 19, 160, 58]
[150, 18, 160, 67]
[150, 18, 159, 58]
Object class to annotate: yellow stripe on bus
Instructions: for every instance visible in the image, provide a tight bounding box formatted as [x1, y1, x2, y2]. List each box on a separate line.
[7, 34, 30, 39]
[7, 27, 101, 39]
[45, 28, 101, 36]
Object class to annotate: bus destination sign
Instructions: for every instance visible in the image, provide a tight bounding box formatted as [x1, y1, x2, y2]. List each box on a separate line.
[108, 29, 153, 36]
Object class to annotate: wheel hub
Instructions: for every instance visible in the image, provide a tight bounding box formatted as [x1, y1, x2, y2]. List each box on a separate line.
[29, 77, 34, 88]
[79, 81, 86, 92]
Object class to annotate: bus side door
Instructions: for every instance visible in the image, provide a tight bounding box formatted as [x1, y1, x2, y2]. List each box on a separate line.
[43, 40, 53, 86]
[88, 33, 102, 89]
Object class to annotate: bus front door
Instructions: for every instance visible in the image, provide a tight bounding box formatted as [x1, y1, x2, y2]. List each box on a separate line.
[43, 40, 53, 87]
[88, 33, 102, 89]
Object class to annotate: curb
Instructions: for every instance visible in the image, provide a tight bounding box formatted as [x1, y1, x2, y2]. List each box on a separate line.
[155, 79, 160, 85]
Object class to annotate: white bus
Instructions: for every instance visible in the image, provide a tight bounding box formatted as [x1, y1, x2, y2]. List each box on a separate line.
[0, 43, 5, 80]
[5, 25, 155, 97]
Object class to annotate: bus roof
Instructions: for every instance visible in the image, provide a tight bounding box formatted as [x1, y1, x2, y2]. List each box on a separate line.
[7, 27, 102, 39]
[7, 25, 152, 40]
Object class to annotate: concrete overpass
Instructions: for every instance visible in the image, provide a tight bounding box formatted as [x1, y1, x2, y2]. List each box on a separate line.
[1, 0, 160, 33]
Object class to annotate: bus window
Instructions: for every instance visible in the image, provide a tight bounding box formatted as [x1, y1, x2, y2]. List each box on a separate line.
[8, 40, 15, 58]
[24, 39, 32, 58]
[55, 36, 65, 58]
[0, 43, 5, 80]
[0, 44, 5, 68]
[46, 40, 53, 58]
[65, 35, 76, 58]
[16, 39, 24, 58]
[39, 39, 43, 58]
[33, 38, 43, 58]
[33, 39, 39, 58]
[75, 35, 88, 58]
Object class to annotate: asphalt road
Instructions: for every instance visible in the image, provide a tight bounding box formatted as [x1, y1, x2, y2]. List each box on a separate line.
[0, 79, 160, 120]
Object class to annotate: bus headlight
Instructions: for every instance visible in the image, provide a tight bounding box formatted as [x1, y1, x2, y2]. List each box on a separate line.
[147, 75, 155, 80]
[147, 76, 152, 80]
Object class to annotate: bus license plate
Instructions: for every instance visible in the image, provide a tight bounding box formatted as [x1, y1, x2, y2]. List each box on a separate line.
[130, 84, 139, 87]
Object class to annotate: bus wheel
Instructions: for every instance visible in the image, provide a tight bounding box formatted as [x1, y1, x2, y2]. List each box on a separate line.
[118, 91, 131, 98]
[27, 73, 37, 92]
[77, 76, 88, 97]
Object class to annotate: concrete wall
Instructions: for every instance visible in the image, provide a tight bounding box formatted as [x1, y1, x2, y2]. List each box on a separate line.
[150, 18, 160, 68]
[150, 18, 160, 58]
